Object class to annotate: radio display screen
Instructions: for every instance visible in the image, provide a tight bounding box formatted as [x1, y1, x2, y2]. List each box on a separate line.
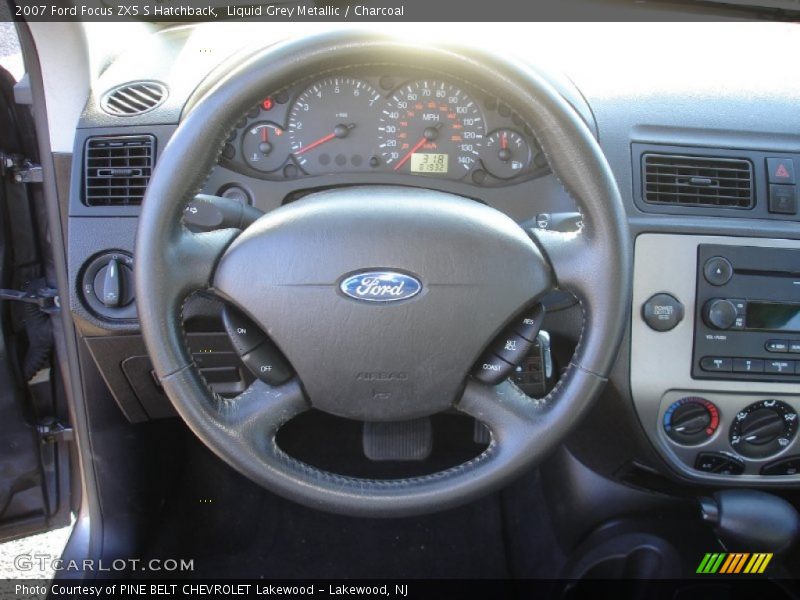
[747, 302, 800, 333]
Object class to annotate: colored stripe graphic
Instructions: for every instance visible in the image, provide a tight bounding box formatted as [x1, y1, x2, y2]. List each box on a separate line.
[743, 553, 773, 574]
[719, 553, 749, 573]
[697, 552, 773, 574]
[697, 553, 726, 574]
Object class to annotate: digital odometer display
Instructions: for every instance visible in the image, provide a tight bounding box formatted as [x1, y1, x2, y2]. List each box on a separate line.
[377, 80, 484, 179]
[410, 153, 448, 174]
[747, 302, 800, 333]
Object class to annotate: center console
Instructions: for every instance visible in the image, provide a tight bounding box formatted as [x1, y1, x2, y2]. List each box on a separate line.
[631, 234, 800, 483]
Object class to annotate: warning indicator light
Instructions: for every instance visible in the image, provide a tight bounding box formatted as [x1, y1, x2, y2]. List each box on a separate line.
[262, 98, 274, 111]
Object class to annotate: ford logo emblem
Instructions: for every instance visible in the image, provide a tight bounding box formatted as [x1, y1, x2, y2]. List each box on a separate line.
[340, 271, 422, 303]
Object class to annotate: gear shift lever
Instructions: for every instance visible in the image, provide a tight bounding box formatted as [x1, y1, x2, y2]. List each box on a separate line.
[700, 490, 800, 555]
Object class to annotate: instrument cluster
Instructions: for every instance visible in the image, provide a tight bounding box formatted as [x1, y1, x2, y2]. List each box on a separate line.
[219, 70, 549, 187]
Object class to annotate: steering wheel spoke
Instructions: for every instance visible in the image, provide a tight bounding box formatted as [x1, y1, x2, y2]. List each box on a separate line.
[458, 379, 542, 441]
[168, 227, 241, 297]
[527, 227, 593, 302]
[217, 379, 309, 448]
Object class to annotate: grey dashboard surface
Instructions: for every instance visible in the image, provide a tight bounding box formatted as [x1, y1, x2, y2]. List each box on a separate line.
[71, 23, 800, 223]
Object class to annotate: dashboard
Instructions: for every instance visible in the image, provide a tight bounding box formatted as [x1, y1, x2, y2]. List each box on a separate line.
[221, 71, 547, 186]
[51, 23, 800, 494]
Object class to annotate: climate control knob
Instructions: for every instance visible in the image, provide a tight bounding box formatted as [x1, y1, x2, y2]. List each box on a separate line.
[703, 298, 738, 330]
[730, 400, 798, 459]
[663, 397, 719, 445]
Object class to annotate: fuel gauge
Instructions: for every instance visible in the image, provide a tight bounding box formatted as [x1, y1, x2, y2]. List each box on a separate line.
[242, 122, 289, 172]
[483, 129, 532, 179]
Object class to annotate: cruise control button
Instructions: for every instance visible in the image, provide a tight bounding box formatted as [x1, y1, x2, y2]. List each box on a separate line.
[493, 332, 533, 365]
[700, 357, 732, 372]
[514, 305, 545, 342]
[222, 305, 267, 355]
[761, 455, 800, 476]
[472, 352, 514, 385]
[642, 293, 684, 332]
[241, 339, 293, 386]
[766, 339, 790, 353]
[703, 256, 733, 286]
[765, 360, 794, 375]
[733, 358, 764, 373]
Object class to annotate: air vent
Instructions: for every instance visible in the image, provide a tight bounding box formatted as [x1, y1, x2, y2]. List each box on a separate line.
[643, 154, 754, 209]
[100, 81, 167, 116]
[84, 135, 155, 207]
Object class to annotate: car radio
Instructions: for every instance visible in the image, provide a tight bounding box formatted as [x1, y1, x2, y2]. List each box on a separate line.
[693, 244, 800, 382]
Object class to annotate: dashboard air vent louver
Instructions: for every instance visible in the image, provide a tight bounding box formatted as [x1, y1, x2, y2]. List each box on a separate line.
[83, 135, 155, 207]
[643, 154, 754, 209]
[100, 81, 167, 116]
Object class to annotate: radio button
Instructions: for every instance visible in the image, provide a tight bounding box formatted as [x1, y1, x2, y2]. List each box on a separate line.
[766, 339, 790, 353]
[703, 257, 733, 286]
[730, 299, 747, 315]
[789, 341, 800, 354]
[700, 357, 732, 372]
[733, 358, 765, 373]
[765, 360, 795, 375]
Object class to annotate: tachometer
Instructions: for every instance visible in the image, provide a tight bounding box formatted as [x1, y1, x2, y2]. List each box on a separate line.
[288, 77, 382, 175]
[377, 80, 484, 179]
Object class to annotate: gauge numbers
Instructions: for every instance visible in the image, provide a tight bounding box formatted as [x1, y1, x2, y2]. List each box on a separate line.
[288, 77, 381, 175]
[377, 80, 484, 179]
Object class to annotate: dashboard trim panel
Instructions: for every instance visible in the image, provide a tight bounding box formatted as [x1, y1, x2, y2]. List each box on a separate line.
[631, 233, 800, 484]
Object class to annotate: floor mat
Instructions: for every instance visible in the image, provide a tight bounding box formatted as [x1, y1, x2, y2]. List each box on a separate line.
[143, 429, 563, 579]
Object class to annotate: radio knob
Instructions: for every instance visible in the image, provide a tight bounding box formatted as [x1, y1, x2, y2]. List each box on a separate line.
[704, 299, 738, 330]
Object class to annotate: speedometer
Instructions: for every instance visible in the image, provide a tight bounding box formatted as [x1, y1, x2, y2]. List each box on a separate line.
[377, 80, 484, 179]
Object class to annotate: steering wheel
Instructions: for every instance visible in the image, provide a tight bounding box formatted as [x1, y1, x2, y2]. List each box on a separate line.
[135, 32, 631, 517]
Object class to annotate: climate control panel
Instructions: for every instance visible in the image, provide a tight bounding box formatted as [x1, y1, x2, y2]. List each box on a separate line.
[658, 391, 800, 480]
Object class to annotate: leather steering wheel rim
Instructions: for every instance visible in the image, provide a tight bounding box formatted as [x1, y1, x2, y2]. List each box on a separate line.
[135, 32, 631, 517]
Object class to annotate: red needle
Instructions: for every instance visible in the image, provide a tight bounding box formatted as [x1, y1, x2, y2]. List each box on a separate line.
[394, 136, 428, 171]
[261, 127, 268, 142]
[294, 132, 336, 156]
[501, 132, 508, 150]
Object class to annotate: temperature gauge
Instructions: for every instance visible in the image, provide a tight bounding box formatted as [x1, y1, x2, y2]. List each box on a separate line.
[483, 129, 532, 179]
[242, 122, 289, 172]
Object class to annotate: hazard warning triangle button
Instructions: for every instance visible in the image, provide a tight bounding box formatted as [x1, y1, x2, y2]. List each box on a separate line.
[767, 157, 795, 184]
